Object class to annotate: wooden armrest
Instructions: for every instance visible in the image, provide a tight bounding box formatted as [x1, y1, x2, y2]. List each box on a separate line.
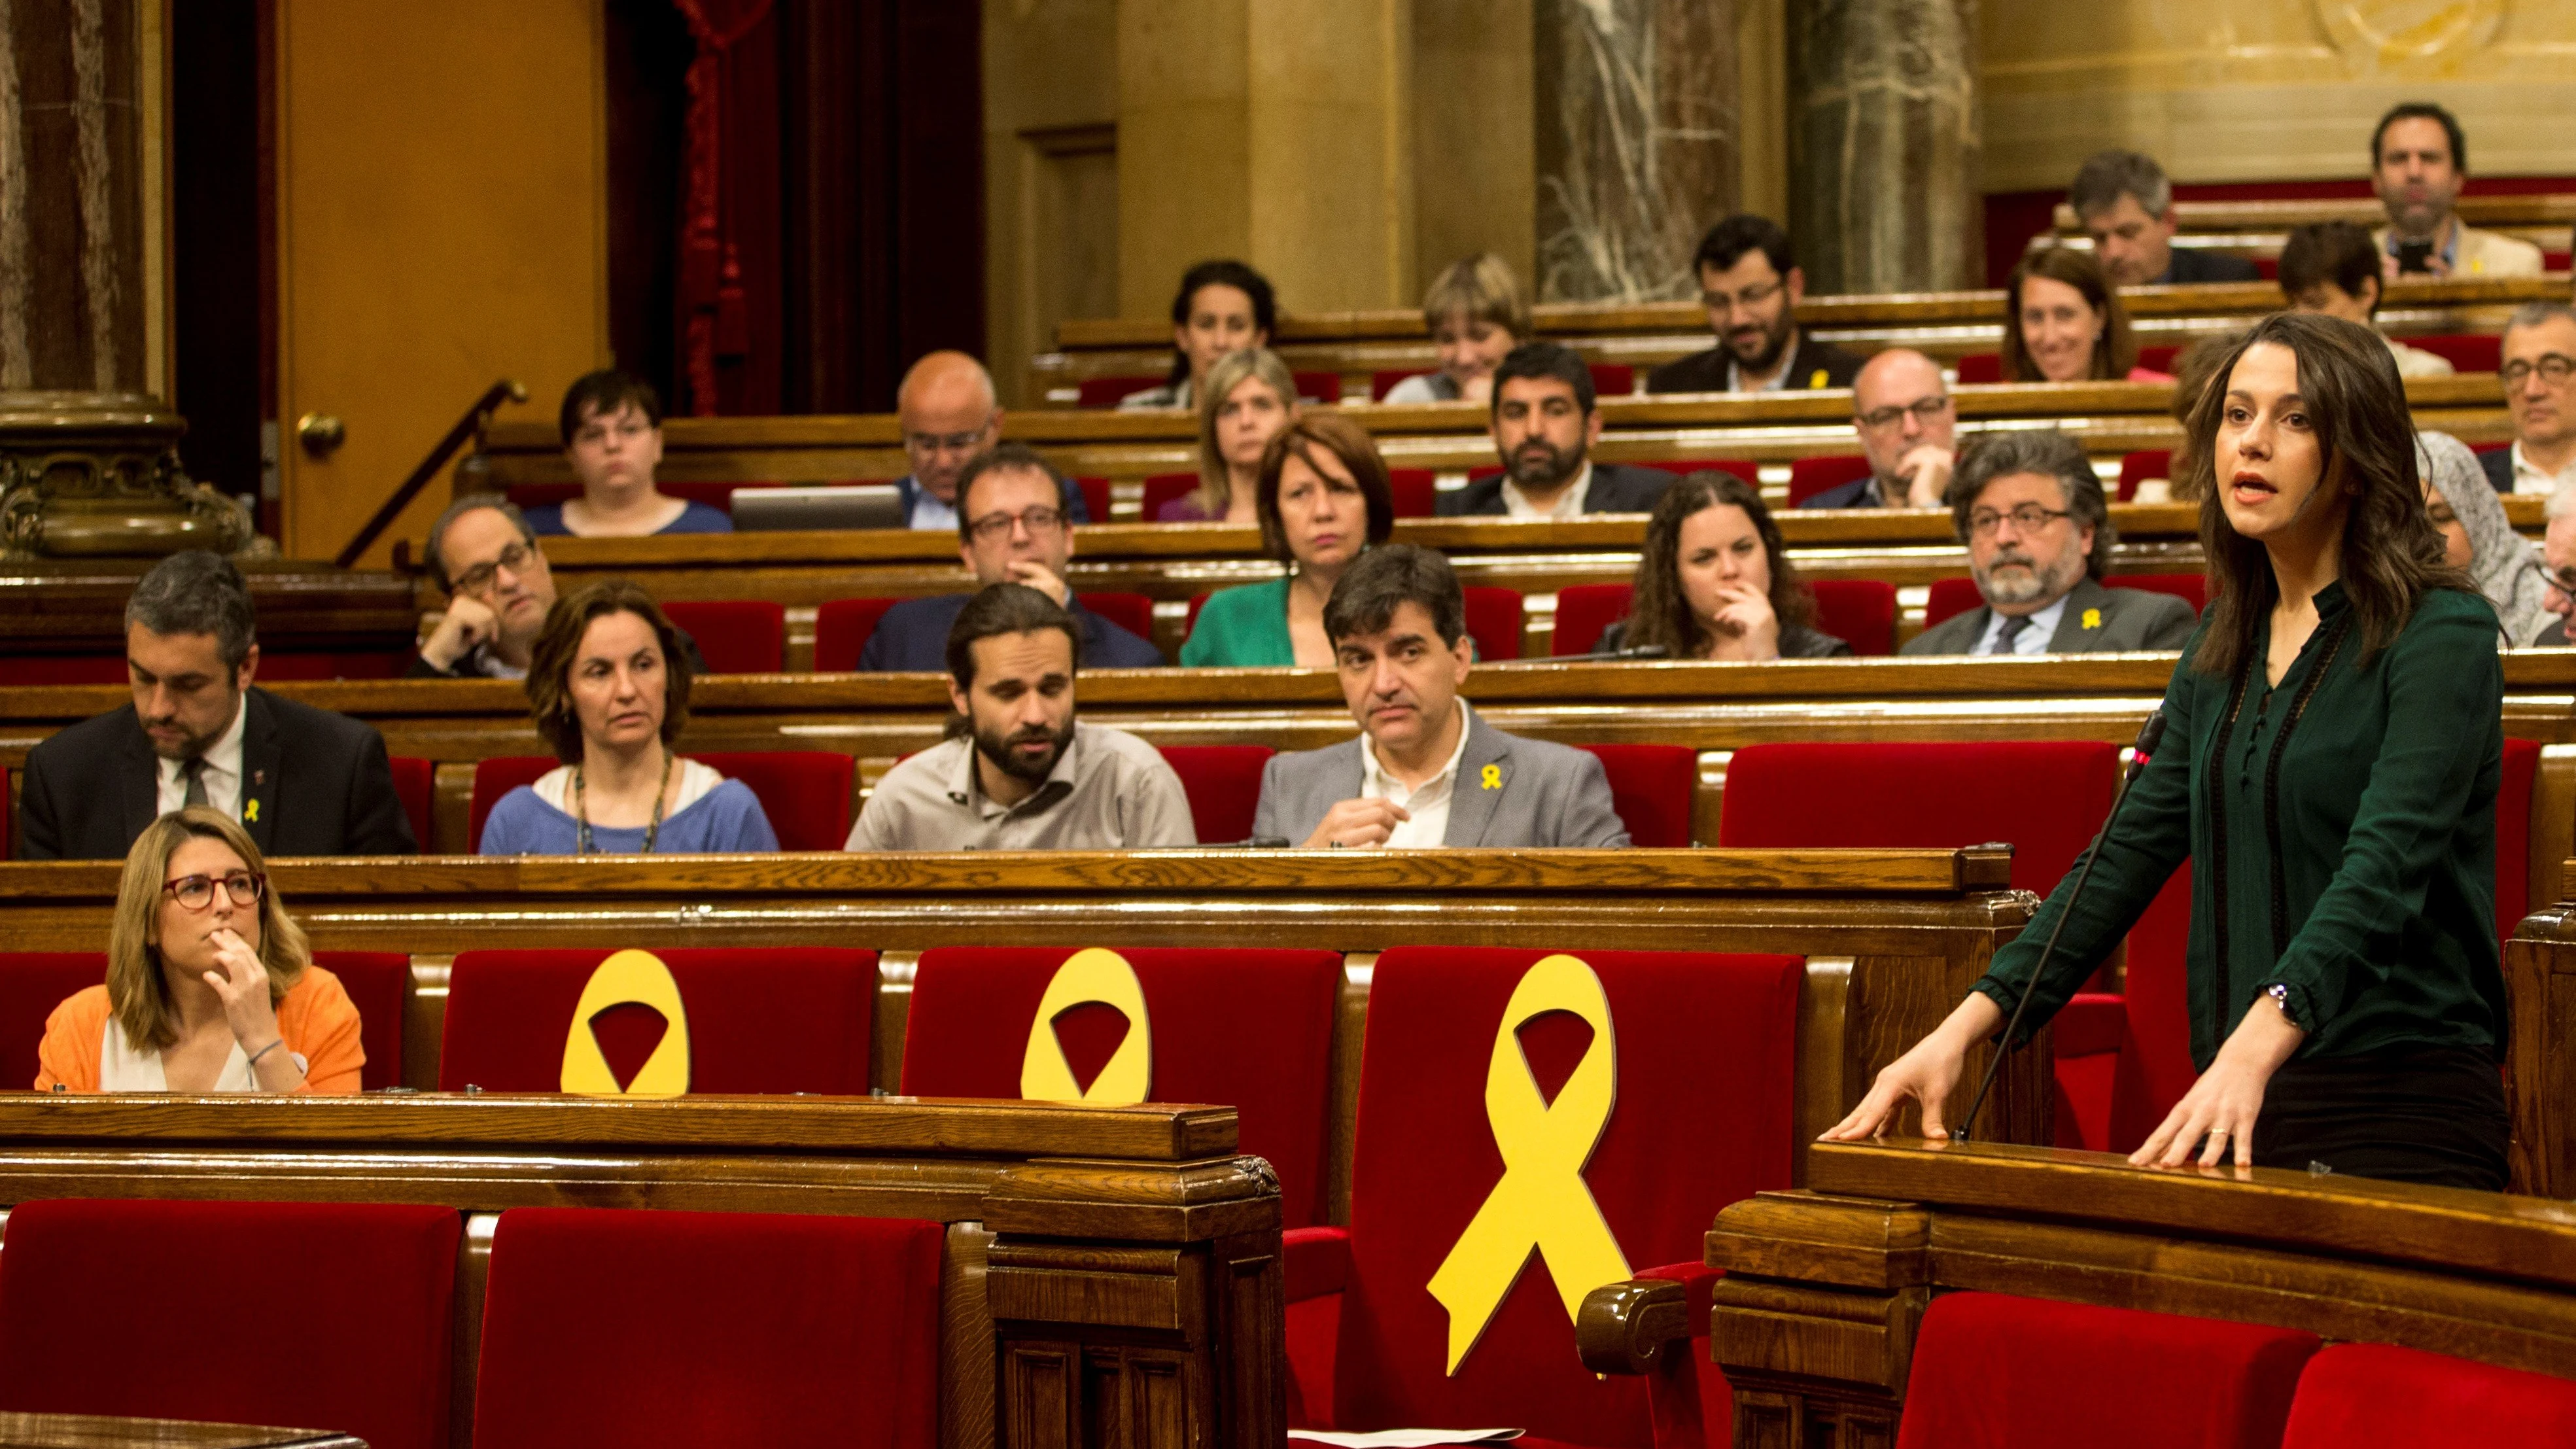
[1576, 1276, 1694, 1375]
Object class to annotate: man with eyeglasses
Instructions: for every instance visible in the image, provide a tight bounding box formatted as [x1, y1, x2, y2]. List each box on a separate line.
[2535, 491, 2576, 646]
[409, 496, 705, 679]
[858, 444, 1162, 671]
[894, 351, 1089, 531]
[1902, 430, 2194, 657]
[1645, 215, 1861, 395]
[18, 551, 416, 859]
[1803, 349, 1958, 508]
[2479, 304, 2576, 497]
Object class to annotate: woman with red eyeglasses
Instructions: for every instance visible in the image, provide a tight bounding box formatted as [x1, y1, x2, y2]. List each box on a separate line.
[35, 806, 362, 1093]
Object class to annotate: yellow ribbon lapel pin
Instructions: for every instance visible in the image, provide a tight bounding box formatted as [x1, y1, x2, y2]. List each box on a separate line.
[1480, 764, 1503, 791]
[2081, 608, 2102, 630]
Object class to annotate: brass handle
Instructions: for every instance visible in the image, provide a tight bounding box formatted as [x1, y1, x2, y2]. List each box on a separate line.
[297, 413, 347, 457]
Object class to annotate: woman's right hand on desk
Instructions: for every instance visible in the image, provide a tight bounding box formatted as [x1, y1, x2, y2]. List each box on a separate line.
[1821, 992, 2004, 1142]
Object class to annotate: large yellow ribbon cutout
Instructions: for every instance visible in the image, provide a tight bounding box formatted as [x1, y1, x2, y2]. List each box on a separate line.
[1018, 948, 1153, 1104]
[1426, 952, 1631, 1374]
[559, 949, 691, 1097]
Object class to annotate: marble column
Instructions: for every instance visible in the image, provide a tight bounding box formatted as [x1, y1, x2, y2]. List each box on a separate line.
[1535, 0, 1740, 304]
[1784, 0, 1979, 296]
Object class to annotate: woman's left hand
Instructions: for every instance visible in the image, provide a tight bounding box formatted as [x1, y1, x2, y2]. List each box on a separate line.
[1709, 582, 1781, 660]
[2130, 992, 2306, 1170]
[202, 927, 281, 1052]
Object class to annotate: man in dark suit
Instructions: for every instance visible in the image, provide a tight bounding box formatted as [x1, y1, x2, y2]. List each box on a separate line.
[1901, 430, 2197, 657]
[1801, 348, 1960, 509]
[409, 495, 706, 679]
[1438, 343, 1675, 517]
[861, 444, 1162, 670]
[2070, 150, 2262, 287]
[19, 551, 417, 860]
[1645, 215, 1862, 394]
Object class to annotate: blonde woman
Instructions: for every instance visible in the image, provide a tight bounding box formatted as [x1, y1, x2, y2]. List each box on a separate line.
[1384, 253, 1531, 405]
[36, 806, 362, 1092]
[1160, 347, 1300, 523]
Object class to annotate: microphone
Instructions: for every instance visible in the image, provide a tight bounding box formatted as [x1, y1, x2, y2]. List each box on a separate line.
[1583, 643, 1671, 660]
[1955, 707, 2166, 1142]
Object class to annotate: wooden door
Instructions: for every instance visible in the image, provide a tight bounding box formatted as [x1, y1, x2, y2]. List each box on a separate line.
[273, 0, 607, 565]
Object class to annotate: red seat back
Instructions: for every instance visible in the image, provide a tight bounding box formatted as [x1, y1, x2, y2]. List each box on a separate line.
[2282, 1342, 2576, 1446]
[1810, 579, 1898, 655]
[472, 1208, 940, 1449]
[0, 1198, 461, 1449]
[1925, 575, 1986, 627]
[2117, 449, 2172, 501]
[0, 656, 130, 686]
[814, 597, 903, 672]
[1075, 375, 1164, 409]
[661, 599, 786, 674]
[1573, 744, 1696, 847]
[903, 947, 1344, 1226]
[0, 953, 115, 1092]
[1641, 458, 1760, 484]
[440, 947, 876, 1094]
[1157, 744, 1276, 845]
[1955, 353, 2004, 383]
[1552, 583, 1635, 655]
[1720, 742, 2119, 896]
[2409, 334, 2502, 374]
[239, 650, 413, 680]
[1588, 362, 1635, 397]
[1464, 586, 1525, 661]
[1786, 454, 1876, 506]
[1294, 370, 1344, 404]
[313, 950, 411, 1091]
[2136, 343, 2180, 374]
[1141, 472, 1198, 519]
[1896, 1292, 2316, 1449]
[2499, 737, 2541, 940]
[688, 751, 858, 850]
[1078, 591, 1157, 646]
[469, 756, 558, 852]
[1389, 467, 1437, 517]
[1334, 947, 1801, 1444]
[389, 755, 434, 853]
[1074, 474, 1111, 524]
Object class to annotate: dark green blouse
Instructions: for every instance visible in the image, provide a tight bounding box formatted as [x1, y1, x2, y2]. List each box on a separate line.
[1973, 582, 2507, 1071]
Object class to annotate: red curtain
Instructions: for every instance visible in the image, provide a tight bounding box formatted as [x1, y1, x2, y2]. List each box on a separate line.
[670, 0, 782, 415]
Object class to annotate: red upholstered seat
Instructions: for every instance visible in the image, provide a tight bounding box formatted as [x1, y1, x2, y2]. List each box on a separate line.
[1295, 370, 1344, 404]
[468, 756, 559, 852]
[903, 947, 1343, 1225]
[1786, 455, 1875, 506]
[1080, 591, 1157, 646]
[2116, 449, 2172, 501]
[0, 1198, 459, 1449]
[2499, 738, 2541, 942]
[1589, 362, 1636, 397]
[1075, 474, 1111, 524]
[661, 599, 786, 674]
[1575, 744, 1696, 847]
[1389, 468, 1436, 517]
[1141, 472, 1198, 519]
[2409, 334, 2503, 374]
[1298, 947, 1801, 1446]
[1552, 584, 1634, 656]
[440, 947, 876, 1094]
[1896, 1292, 2316, 1449]
[313, 950, 411, 1091]
[1075, 374, 1163, 409]
[2108, 573, 2208, 616]
[1955, 353, 2003, 383]
[0, 951, 406, 1091]
[389, 755, 434, 854]
[472, 1207, 940, 1449]
[1465, 587, 1525, 661]
[2281, 1342, 2576, 1445]
[1924, 575, 1985, 627]
[2136, 344, 2180, 374]
[0, 767, 8, 859]
[1810, 579, 1898, 655]
[814, 597, 903, 672]
[0, 655, 130, 686]
[240, 651, 412, 680]
[688, 751, 857, 850]
[1158, 745, 1277, 845]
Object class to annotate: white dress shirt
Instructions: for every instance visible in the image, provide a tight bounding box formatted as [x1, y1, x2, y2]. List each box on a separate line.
[908, 491, 960, 532]
[1972, 594, 2069, 657]
[1500, 462, 1593, 520]
[156, 695, 247, 818]
[2510, 444, 2576, 498]
[1357, 701, 1474, 848]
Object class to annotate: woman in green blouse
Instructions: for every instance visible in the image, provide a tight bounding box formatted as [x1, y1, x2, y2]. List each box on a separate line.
[1830, 311, 2509, 1189]
[1179, 412, 1395, 667]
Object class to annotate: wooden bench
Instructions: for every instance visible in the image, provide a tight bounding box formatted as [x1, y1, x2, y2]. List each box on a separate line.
[0, 1092, 1278, 1449]
[2502, 885, 2576, 1198]
[0, 848, 2054, 1193]
[2044, 193, 2576, 268]
[1612, 1137, 2576, 1445]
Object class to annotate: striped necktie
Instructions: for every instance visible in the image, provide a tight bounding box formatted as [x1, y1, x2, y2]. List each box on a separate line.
[181, 756, 210, 809]
[1991, 614, 2032, 656]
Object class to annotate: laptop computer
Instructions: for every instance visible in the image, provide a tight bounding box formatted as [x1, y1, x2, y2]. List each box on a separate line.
[729, 484, 907, 532]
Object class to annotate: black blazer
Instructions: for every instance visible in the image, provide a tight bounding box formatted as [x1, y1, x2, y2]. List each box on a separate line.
[1436, 462, 1676, 517]
[1646, 334, 1864, 394]
[855, 593, 1165, 671]
[17, 688, 417, 860]
[2482, 446, 2516, 495]
[2156, 249, 2263, 285]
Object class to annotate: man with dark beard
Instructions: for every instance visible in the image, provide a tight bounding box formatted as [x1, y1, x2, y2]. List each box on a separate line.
[842, 584, 1195, 849]
[1437, 344, 1676, 517]
[1901, 430, 2195, 656]
[1646, 215, 1862, 395]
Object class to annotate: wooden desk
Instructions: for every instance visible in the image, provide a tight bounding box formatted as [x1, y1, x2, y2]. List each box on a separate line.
[0, 562, 415, 667]
[2504, 889, 2576, 1198]
[0, 1415, 361, 1448]
[0, 1093, 1278, 1449]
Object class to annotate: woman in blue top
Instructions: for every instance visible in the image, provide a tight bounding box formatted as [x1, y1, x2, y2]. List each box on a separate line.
[523, 370, 733, 537]
[479, 580, 776, 855]
[1179, 412, 1395, 667]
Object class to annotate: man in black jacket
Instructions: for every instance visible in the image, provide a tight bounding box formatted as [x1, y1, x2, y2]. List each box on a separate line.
[19, 551, 416, 860]
[2070, 150, 2262, 287]
[1646, 216, 1862, 395]
[1438, 344, 1675, 517]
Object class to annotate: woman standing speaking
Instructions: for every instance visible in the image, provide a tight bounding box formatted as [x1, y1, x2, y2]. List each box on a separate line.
[1828, 311, 2510, 1189]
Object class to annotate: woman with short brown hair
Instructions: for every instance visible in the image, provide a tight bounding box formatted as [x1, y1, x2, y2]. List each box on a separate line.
[1179, 413, 1397, 667]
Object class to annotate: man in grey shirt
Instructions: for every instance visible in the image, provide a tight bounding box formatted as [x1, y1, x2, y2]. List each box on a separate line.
[844, 584, 1195, 850]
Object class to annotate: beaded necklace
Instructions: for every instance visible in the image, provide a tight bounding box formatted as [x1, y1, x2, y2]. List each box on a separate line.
[572, 748, 673, 855]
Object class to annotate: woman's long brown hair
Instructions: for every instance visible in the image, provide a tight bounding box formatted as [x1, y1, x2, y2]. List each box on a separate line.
[1624, 471, 1816, 658]
[2004, 247, 2136, 383]
[2183, 311, 2469, 677]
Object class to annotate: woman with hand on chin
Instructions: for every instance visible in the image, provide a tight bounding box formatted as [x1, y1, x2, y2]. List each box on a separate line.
[37, 807, 362, 1092]
[1828, 311, 2510, 1189]
[1599, 471, 1852, 659]
[479, 581, 778, 855]
[1179, 413, 1396, 667]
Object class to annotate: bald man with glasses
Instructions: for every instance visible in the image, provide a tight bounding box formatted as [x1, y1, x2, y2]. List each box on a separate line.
[894, 351, 1090, 531]
[1801, 349, 1959, 509]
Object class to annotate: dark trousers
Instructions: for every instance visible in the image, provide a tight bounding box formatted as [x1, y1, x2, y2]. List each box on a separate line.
[2252, 1047, 2509, 1191]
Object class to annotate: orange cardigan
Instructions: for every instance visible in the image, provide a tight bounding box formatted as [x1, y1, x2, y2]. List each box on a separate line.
[35, 966, 366, 1094]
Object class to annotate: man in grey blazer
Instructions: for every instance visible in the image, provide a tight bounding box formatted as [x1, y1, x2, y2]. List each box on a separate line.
[1902, 429, 2198, 657]
[1253, 546, 1631, 850]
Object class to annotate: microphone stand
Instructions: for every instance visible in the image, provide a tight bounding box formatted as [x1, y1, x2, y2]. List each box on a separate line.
[1955, 708, 2167, 1142]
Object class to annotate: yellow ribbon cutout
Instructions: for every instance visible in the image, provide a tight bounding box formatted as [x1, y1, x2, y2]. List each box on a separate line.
[1019, 948, 1152, 1104]
[1480, 763, 1502, 790]
[1426, 953, 1630, 1374]
[559, 949, 691, 1097]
